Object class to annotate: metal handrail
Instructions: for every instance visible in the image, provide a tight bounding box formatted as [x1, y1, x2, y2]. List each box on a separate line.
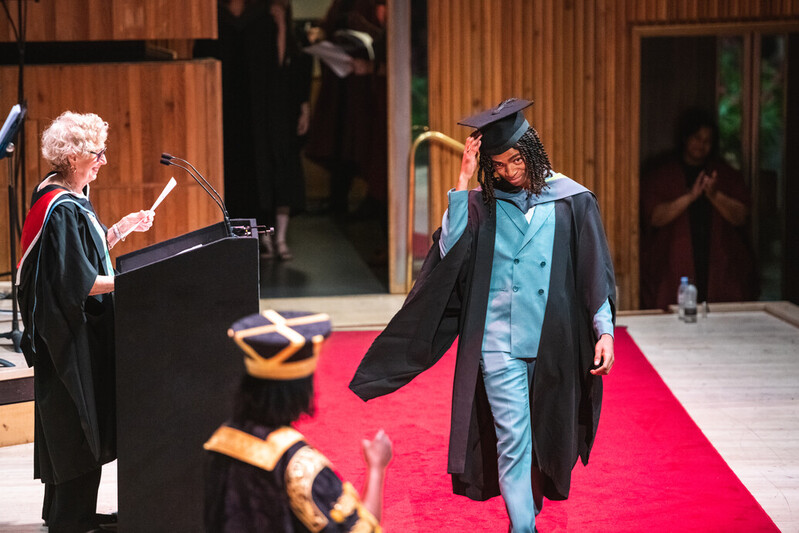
[406, 129, 465, 292]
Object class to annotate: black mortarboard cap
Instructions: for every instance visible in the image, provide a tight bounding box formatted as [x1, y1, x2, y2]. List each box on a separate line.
[457, 98, 534, 155]
[228, 310, 332, 381]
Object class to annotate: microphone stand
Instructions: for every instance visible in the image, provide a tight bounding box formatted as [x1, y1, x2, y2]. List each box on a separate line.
[159, 155, 234, 237]
[167, 155, 225, 209]
[1, 142, 22, 353]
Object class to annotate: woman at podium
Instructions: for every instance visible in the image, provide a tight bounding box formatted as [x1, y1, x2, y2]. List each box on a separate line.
[16, 111, 154, 532]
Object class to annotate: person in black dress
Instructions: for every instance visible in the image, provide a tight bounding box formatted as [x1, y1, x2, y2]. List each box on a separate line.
[196, 0, 312, 260]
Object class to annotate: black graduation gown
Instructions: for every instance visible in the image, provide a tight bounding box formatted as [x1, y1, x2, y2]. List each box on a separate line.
[349, 188, 616, 501]
[204, 421, 379, 532]
[18, 184, 116, 484]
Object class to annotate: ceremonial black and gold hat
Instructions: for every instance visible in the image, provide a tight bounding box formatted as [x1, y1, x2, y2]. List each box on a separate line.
[228, 310, 332, 381]
[457, 98, 534, 155]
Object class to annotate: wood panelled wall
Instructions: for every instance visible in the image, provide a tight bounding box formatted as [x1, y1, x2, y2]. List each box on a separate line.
[0, 0, 216, 42]
[0, 60, 224, 266]
[427, 0, 799, 310]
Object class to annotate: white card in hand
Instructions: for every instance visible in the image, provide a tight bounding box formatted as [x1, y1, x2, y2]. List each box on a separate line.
[118, 177, 176, 241]
[151, 177, 177, 211]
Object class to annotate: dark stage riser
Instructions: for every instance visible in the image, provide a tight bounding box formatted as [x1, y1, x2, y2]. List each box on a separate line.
[114, 220, 259, 532]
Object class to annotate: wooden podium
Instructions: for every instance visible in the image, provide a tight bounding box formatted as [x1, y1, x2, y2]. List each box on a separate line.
[114, 220, 259, 532]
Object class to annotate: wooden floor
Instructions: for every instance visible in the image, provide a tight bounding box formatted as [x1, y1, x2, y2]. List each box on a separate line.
[1, 295, 798, 531]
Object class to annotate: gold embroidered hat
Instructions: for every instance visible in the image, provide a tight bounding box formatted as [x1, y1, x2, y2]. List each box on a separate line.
[228, 310, 332, 381]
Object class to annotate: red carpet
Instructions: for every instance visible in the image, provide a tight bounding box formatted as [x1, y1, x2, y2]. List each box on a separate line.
[294, 328, 779, 532]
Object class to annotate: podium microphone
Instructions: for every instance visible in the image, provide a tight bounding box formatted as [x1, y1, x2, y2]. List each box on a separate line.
[159, 153, 233, 236]
[161, 153, 225, 206]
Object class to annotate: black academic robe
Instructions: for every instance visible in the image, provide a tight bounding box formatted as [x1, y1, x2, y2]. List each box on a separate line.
[17, 184, 116, 485]
[204, 422, 380, 532]
[349, 187, 616, 501]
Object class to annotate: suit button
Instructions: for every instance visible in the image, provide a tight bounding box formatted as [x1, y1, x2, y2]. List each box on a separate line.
[514, 258, 520, 264]
[540, 261, 546, 267]
[538, 289, 544, 295]
[512, 286, 519, 292]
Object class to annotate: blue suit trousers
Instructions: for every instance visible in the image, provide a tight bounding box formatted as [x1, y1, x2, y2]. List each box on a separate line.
[481, 352, 543, 533]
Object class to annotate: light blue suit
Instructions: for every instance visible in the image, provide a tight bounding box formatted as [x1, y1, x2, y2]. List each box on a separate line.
[441, 178, 612, 533]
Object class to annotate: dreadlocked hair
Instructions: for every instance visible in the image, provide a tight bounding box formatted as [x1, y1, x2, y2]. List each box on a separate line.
[476, 127, 553, 211]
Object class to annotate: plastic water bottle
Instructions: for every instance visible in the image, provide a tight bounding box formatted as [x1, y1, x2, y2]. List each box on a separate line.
[684, 282, 698, 323]
[677, 276, 689, 321]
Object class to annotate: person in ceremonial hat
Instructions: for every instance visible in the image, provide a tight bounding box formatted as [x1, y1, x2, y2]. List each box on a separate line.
[16, 111, 154, 532]
[204, 310, 393, 532]
[349, 99, 616, 532]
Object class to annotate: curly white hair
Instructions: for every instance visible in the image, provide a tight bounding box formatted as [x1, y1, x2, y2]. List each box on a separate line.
[40, 111, 108, 174]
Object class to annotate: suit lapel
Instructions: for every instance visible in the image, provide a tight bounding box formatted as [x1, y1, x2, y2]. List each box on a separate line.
[497, 199, 529, 235]
[517, 202, 554, 254]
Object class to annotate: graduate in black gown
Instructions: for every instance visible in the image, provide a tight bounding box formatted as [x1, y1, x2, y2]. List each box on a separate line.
[350, 99, 616, 531]
[16, 111, 154, 532]
[204, 310, 392, 532]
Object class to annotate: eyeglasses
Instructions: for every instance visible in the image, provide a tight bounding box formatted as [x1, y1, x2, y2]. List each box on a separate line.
[88, 147, 107, 162]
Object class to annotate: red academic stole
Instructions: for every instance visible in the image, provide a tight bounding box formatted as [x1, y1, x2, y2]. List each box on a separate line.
[16, 188, 72, 284]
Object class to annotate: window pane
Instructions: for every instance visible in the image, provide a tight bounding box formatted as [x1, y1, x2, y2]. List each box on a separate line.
[757, 34, 786, 300]
[718, 36, 744, 170]
[411, 0, 429, 279]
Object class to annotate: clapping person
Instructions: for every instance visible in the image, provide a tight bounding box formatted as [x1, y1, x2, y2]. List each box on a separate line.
[640, 107, 757, 309]
[204, 310, 392, 532]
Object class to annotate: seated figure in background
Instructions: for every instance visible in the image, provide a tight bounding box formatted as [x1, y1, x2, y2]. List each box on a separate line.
[640, 107, 757, 309]
[204, 310, 392, 532]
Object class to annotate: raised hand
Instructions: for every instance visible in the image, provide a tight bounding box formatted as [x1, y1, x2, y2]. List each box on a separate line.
[689, 171, 706, 201]
[457, 133, 482, 190]
[702, 169, 719, 199]
[362, 429, 393, 469]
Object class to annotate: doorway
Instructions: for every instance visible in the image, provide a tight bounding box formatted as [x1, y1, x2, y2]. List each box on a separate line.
[638, 25, 799, 307]
[256, 0, 391, 298]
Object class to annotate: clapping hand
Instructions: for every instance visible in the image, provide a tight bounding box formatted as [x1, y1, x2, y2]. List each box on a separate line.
[362, 429, 393, 469]
[701, 169, 718, 198]
[689, 171, 706, 201]
[690, 169, 718, 202]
